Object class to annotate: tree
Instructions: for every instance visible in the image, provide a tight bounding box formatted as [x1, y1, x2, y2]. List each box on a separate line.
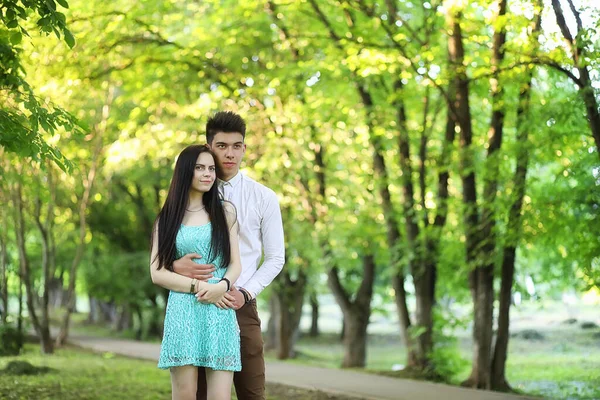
[491, 1, 543, 390]
[0, 0, 81, 170]
[551, 0, 600, 161]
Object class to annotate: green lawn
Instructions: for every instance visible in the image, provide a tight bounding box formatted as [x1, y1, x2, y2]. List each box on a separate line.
[0, 344, 354, 400]
[0, 345, 171, 400]
[266, 325, 600, 400]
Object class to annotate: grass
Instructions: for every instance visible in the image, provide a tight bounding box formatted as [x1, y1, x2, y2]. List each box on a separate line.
[39, 302, 600, 400]
[264, 325, 600, 400]
[0, 344, 356, 400]
[0, 344, 172, 400]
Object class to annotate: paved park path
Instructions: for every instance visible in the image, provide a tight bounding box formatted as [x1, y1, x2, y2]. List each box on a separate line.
[63, 333, 537, 400]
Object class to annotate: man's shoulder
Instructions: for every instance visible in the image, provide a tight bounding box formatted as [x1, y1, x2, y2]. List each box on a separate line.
[241, 174, 278, 200]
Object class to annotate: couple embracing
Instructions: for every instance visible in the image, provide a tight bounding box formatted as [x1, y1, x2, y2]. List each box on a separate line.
[150, 111, 284, 400]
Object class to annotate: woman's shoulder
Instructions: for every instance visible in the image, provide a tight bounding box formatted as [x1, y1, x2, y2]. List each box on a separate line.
[222, 200, 238, 225]
[222, 200, 236, 214]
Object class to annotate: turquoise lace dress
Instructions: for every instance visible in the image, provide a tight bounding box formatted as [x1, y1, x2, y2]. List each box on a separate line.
[157, 223, 241, 371]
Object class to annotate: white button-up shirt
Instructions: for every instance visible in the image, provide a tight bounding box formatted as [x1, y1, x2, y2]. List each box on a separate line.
[219, 171, 285, 298]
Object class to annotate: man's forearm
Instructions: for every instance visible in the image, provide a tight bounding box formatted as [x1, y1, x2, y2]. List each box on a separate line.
[240, 256, 285, 299]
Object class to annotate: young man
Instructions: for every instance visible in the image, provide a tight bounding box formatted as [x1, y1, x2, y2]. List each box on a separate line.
[172, 111, 285, 400]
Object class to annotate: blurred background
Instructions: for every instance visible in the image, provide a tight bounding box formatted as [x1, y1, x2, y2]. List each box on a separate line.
[0, 0, 599, 399]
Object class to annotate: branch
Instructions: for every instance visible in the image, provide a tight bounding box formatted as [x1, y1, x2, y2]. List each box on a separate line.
[566, 0, 583, 34]
[327, 266, 352, 313]
[356, 254, 375, 308]
[308, 0, 342, 43]
[469, 58, 583, 88]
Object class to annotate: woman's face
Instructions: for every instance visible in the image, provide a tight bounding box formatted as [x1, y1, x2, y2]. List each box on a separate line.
[191, 152, 216, 193]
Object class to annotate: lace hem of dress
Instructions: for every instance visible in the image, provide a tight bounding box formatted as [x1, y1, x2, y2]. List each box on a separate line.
[158, 355, 241, 371]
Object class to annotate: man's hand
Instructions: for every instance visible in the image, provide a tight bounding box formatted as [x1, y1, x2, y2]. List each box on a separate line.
[172, 253, 215, 281]
[222, 287, 246, 311]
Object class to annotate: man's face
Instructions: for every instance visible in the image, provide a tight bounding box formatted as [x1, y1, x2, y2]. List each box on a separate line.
[208, 132, 246, 181]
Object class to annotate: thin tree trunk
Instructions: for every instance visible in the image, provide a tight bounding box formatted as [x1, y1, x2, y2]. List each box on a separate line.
[491, 6, 542, 390]
[357, 85, 416, 365]
[87, 296, 99, 324]
[116, 305, 133, 332]
[133, 304, 143, 340]
[309, 291, 320, 337]
[0, 215, 8, 324]
[12, 178, 52, 353]
[146, 295, 163, 338]
[17, 280, 23, 348]
[392, 77, 437, 369]
[56, 89, 111, 346]
[265, 295, 278, 351]
[32, 164, 56, 354]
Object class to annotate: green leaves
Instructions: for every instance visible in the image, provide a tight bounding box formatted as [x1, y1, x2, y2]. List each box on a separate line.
[9, 31, 22, 44]
[1, 0, 81, 170]
[64, 29, 75, 48]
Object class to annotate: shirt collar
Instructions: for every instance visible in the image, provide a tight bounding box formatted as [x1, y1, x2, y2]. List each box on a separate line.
[219, 171, 243, 188]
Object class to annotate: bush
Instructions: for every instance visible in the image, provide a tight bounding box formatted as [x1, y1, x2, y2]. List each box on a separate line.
[0, 360, 54, 375]
[0, 324, 23, 356]
[580, 321, 599, 330]
[429, 309, 469, 382]
[511, 329, 545, 341]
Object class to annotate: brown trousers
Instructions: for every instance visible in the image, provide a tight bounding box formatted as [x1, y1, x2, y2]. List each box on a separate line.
[195, 300, 265, 400]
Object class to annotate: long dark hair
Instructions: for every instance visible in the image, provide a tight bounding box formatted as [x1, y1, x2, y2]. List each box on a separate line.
[152, 145, 231, 271]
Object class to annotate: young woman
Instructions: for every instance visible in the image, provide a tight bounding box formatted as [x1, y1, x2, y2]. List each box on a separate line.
[150, 144, 242, 400]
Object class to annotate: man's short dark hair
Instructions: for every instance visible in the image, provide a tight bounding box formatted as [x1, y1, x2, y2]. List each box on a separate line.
[206, 111, 246, 144]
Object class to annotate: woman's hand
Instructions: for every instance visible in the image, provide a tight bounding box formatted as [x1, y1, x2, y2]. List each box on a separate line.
[195, 281, 228, 304]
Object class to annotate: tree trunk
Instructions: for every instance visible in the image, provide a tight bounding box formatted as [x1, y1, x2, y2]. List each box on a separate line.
[356, 85, 417, 366]
[392, 77, 438, 369]
[48, 277, 64, 309]
[0, 223, 8, 324]
[133, 304, 144, 340]
[56, 90, 110, 346]
[392, 274, 417, 365]
[12, 178, 53, 353]
[342, 310, 370, 368]
[99, 300, 117, 324]
[147, 296, 163, 338]
[17, 280, 23, 348]
[274, 270, 307, 359]
[87, 296, 99, 324]
[309, 291, 320, 337]
[116, 305, 133, 332]
[32, 167, 56, 354]
[445, 6, 492, 388]
[468, 0, 509, 389]
[328, 255, 376, 368]
[264, 295, 278, 351]
[491, 7, 541, 389]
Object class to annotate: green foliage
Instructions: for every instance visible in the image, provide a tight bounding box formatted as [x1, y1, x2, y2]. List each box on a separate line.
[0, 360, 54, 375]
[0, 0, 599, 393]
[429, 310, 469, 382]
[0, 324, 23, 357]
[0, 0, 81, 171]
